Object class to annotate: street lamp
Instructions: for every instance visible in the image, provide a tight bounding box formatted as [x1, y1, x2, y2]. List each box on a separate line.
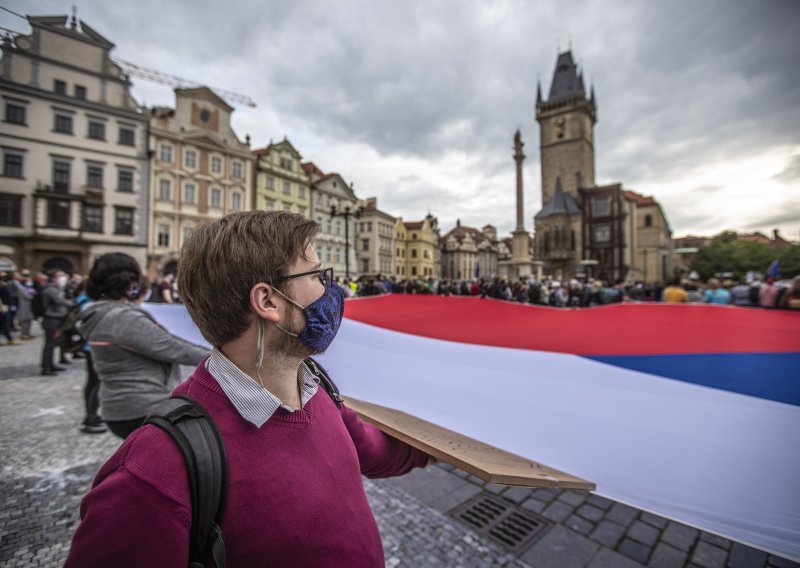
[330, 203, 361, 279]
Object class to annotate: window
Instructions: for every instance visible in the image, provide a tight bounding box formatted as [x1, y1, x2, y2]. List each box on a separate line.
[157, 224, 170, 247]
[265, 199, 274, 210]
[593, 197, 611, 217]
[118, 127, 135, 146]
[211, 156, 222, 174]
[183, 183, 196, 204]
[114, 207, 134, 235]
[283, 204, 291, 212]
[117, 169, 134, 193]
[412, 233, 417, 240]
[335, 221, 341, 236]
[594, 224, 611, 243]
[411, 266, 417, 276]
[283, 181, 290, 195]
[54, 80, 66, 95]
[362, 239, 369, 251]
[48, 199, 70, 228]
[266, 177, 274, 190]
[412, 249, 417, 258]
[158, 179, 172, 201]
[3, 152, 23, 178]
[231, 192, 242, 211]
[326, 247, 331, 262]
[424, 250, 430, 259]
[183, 226, 193, 244]
[86, 164, 104, 189]
[88, 121, 105, 140]
[367, 222, 373, 232]
[645, 214, 653, 227]
[83, 205, 103, 233]
[299, 207, 307, 217]
[232, 162, 242, 178]
[160, 144, 173, 163]
[54, 114, 73, 134]
[211, 188, 222, 208]
[4, 103, 26, 125]
[52, 159, 70, 192]
[298, 186, 305, 199]
[0, 194, 23, 226]
[185, 150, 197, 168]
[362, 259, 369, 273]
[74, 85, 86, 100]
[280, 157, 292, 170]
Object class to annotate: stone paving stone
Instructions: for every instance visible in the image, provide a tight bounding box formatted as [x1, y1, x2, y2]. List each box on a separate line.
[576, 504, 605, 523]
[430, 480, 484, 514]
[606, 502, 639, 527]
[769, 554, 800, 568]
[521, 524, 599, 568]
[531, 488, 557, 503]
[452, 468, 470, 479]
[437, 462, 455, 472]
[627, 520, 660, 547]
[557, 490, 587, 507]
[661, 520, 699, 551]
[388, 466, 467, 505]
[501, 486, 532, 505]
[590, 519, 626, 548]
[542, 501, 574, 523]
[698, 531, 731, 550]
[586, 494, 614, 511]
[648, 542, 688, 568]
[690, 541, 728, 568]
[727, 542, 768, 568]
[520, 498, 545, 514]
[484, 484, 505, 495]
[466, 474, 486, 486]
[639, 511, 668, 530]
[619, 538, 652, 564]
[588, 547, 646, 568]
[564, 514, 594, 536]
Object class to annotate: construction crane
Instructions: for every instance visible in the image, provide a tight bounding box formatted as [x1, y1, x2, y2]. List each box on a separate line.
[112, 57, 257, 108]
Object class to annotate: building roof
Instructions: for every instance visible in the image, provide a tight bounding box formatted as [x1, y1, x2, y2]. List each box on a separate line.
[175, 86, 233, 112]
[738, 231, 792, 248]
[624, 190, 657, 206]
[444, 224, 485, 246]
[547, 51, 586, 103]
[301, 162, 325, 177]
[535, 177, 581, 220]
[404, 222, 424, 231]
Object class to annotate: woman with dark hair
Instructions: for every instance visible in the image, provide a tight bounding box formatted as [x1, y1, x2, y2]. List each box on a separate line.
[77, 253, 208, 439]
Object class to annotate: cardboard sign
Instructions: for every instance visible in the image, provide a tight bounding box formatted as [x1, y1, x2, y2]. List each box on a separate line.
[344, 397, 595, 490]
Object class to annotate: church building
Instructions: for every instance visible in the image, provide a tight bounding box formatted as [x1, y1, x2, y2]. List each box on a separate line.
[534, 51, 672, 283]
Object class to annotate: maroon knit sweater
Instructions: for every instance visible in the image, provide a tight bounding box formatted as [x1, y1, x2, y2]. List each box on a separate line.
[65, 363, 430, 567]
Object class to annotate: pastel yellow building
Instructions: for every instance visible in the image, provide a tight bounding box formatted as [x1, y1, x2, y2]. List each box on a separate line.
[252, 138, 310, 217]
[394, 214, 439, 279]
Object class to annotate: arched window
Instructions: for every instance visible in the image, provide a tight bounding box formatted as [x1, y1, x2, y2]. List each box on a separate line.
[645, 214, 653, 227]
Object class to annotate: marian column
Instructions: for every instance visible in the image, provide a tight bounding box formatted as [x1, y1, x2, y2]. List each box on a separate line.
[510, 130, 534, 279]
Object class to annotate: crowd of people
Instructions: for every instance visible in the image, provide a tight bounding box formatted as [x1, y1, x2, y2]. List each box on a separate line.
[337, 273, 800, 310]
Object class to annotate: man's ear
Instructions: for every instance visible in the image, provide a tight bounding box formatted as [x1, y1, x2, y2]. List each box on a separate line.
[250, 283, 281, 323]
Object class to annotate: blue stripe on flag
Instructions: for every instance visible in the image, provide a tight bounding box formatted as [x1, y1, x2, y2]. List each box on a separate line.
[586, 353, 800, 407]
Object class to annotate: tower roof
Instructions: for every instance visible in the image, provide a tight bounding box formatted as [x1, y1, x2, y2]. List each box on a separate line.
[535, 177, 581, 220]
[547, 51, 586, 103]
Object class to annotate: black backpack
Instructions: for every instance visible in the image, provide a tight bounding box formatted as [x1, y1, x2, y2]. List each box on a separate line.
[144, 357, 343, 568]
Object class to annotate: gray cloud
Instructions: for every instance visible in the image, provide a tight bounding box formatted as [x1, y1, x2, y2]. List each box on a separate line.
[3, 0, 798, 238]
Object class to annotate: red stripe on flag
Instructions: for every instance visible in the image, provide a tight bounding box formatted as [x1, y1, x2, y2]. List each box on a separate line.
[343, 295, 800, 356]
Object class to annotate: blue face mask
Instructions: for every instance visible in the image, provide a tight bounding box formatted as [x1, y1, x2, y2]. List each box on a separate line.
[274, 281, 344, 353]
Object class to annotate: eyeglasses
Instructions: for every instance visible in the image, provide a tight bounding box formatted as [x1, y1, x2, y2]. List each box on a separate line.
[277, 267, 334, 288]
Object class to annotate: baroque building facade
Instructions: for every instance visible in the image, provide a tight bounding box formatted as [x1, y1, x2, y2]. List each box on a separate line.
[147, 87, 252, 278]
[441, 221, 499, 281]
[0, 15, 149, 273]
[355, 197, 395, 277]
[253, 138, 310, 216]
[394, 214, 439, 279]
[305, 163, 359, 279]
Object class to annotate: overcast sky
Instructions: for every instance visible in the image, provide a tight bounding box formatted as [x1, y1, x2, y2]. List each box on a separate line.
[3, 0, 799, 240]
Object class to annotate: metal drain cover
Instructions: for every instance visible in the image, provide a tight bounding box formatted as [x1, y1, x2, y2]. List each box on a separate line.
[448, 494, 551, 553]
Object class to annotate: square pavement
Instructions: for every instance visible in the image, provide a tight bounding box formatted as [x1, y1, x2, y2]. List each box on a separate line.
[1, 328, 798, 567]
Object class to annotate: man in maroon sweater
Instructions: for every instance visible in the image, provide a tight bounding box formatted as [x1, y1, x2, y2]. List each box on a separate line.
[66, 211, 432, 567]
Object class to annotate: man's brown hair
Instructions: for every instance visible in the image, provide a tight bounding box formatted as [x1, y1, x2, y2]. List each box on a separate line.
[178, 211, 318, 347]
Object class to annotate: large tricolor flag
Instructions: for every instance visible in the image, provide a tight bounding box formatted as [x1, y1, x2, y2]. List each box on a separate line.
[145, 296, 800, 560]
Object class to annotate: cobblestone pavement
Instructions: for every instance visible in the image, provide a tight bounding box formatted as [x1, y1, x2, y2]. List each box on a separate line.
[1, 329, 798, 567]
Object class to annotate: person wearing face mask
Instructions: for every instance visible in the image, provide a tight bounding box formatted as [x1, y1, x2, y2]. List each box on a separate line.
[75, 253, 209, 439]
[39, 269, 74, 374]
[66, 211, 432, 567]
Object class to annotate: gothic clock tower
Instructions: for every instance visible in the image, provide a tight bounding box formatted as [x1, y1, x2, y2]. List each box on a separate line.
[536, 51, 597, 205]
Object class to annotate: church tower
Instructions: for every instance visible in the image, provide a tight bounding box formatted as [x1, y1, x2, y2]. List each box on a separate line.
[536, 51, 597, 205]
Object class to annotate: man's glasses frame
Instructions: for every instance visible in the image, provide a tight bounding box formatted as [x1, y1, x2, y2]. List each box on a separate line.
[277, 267, 334, 287]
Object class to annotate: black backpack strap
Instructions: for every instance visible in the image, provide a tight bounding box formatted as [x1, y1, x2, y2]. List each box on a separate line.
[144, 395, 228, 568]
[303, 357, 343, 408]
